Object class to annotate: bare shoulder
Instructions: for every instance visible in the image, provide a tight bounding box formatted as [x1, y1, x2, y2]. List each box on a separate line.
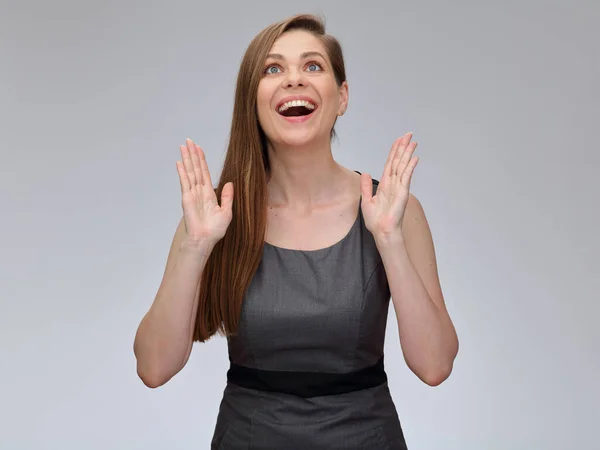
[401, 193, 434, 258]
[403, 193, 426, 225]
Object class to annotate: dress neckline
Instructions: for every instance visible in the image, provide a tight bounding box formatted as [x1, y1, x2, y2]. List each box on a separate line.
[263, 171, 376, 254]
[263, 197, 362, 254]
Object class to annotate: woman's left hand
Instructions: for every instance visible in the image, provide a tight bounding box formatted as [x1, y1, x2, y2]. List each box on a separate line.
[360, 132, 419, 240]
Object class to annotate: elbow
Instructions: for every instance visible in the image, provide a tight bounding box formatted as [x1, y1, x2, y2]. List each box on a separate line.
[422, 367, 451, 387]
[421, 361, 455, 387]
[136, 359, 179, 389]
[423, 336, 459, 386]
[135, 350, 189, 388]
[134, 346, 166, 388]
[134, 355, 189, 389]
[408, 358, 454, 387]
[137, 366, 167, 389]
[133, 340, 187, 389]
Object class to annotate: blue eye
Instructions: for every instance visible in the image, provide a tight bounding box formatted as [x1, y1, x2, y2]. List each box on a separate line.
[265, 65, 281, 74]
[264, 62, 323, 75]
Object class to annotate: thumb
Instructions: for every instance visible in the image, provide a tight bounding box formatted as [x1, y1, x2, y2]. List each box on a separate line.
[360, 172, 373, 203]
[220, 182, 234, 211]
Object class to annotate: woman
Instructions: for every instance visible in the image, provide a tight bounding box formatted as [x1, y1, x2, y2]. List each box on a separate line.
[134, 13, 459, 449]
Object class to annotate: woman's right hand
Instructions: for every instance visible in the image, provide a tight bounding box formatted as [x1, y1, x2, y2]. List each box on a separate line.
[176, 138, 234, 247]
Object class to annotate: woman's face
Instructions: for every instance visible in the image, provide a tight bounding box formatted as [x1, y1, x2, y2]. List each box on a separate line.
[256, 29, 348, 149]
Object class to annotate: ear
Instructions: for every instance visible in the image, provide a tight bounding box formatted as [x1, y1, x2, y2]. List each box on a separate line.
[338, 81, 349, 116]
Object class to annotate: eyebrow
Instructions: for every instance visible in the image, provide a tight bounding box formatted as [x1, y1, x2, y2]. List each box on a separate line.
[265, 51, 326, 61]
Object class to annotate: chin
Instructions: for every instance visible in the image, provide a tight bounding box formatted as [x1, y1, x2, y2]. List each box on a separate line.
[272, 129, 328, 149]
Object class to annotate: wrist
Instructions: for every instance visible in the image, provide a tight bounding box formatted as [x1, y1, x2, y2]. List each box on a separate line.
[373, 229, 406, 248]
[179, 237, 217, 255]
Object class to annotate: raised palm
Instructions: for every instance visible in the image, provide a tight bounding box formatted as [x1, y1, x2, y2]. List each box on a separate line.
[176, 138, 234, 246]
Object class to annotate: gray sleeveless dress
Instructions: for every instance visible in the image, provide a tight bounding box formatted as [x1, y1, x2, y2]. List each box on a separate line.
[210, 177, 408, 449]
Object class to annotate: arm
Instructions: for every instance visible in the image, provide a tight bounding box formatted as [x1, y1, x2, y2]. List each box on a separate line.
[133, 216, 215, 388]
[375, 193, 458, 386]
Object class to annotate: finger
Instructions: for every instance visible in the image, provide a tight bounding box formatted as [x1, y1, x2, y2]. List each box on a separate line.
[176, 160, 191, 193]
[194, 142, 206, 160]
[383, 134, 409, 181]
[383, 136, 404, 178]
[220, 181, 234, 212]
[399, 142, 418, 179]
[392, 141, 417, 177]
[196, 144, 214, 189]
[383, 133, 412, 184]
[401, 156, 419, 190]
[180, 144, 194, 187]
[199, 159, 217, 204]
[360, 172, 373, 203]
[188, 140, 204, 186]
[183, 139, 197, 186]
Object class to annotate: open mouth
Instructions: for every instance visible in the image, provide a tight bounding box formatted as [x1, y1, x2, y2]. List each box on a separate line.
[277, 100, 317, 117]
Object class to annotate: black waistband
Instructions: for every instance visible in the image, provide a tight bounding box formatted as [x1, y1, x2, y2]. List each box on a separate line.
[226, 357, 387, 398]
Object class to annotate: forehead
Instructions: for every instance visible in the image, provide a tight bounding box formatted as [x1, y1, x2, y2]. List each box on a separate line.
[268, 29, 326, 58]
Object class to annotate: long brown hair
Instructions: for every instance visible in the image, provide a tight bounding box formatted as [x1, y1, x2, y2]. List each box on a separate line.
[193, 14, 347, 342]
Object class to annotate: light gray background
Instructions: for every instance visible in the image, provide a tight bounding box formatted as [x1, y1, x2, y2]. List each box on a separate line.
[1, 1, 598, 449]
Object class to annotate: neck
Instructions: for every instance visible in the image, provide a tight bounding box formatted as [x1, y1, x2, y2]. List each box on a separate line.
[265, 139, 348, 211]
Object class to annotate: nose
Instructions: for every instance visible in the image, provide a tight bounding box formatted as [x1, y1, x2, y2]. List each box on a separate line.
[283, 69, 306, 88]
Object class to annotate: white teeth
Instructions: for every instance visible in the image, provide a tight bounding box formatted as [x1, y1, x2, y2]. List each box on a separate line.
[278, 100, 316, 113]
